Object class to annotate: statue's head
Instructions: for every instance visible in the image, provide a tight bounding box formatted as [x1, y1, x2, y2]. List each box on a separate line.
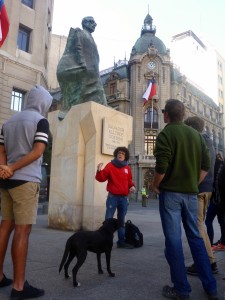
[82, 16, 97, 33]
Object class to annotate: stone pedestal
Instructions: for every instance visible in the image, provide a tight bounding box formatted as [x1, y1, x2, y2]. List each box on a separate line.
[48, 101, 133, 231]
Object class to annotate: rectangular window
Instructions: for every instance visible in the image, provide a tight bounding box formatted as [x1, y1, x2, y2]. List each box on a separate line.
[109, 83, 116, 95]
[17, 25, 31, 52]
[182, 87, 186, 99]
[138, 66, 141, 82]
[11, 88, 25, 111]
[188, 95, 192, 105]
[144, 135, 156, 156]
[162, 67, 165, 84]
[144, 107, 158, 129]
[21, 0, 33, 8]
[203, 105, 206, 116]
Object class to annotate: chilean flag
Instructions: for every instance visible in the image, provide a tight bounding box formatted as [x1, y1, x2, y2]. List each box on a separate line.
[0, 0, 9, 47]
[142, 77, 157, 106]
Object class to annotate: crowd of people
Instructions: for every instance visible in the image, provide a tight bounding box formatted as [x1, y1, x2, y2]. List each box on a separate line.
[0, 89, 224, 300]
[95, 99, 224, 300]
[152, 99, 225, 300]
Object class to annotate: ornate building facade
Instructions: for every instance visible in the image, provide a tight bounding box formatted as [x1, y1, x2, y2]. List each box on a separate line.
[0, 0, 54, 128]
[101, 14, 223, 197]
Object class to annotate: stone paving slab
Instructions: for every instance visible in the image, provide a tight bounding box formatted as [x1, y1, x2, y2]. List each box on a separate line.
[1, 199, 225, 300]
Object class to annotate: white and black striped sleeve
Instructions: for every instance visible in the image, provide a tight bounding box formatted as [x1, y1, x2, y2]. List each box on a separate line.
[0, 128, 4, 145]
[34, 119, 49, 145]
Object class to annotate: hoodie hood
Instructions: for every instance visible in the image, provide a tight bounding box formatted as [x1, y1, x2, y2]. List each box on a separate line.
[23, 85, 53, 117]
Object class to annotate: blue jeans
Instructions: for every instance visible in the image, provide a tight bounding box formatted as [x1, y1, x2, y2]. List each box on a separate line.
[159, 191, 217, 296]
[205, 201, 225, 245]
[105, 193, 128, 244]
[205, 202, 217, 245]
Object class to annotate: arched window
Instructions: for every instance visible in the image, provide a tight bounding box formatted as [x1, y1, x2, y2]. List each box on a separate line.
[144, 107, 158, 129]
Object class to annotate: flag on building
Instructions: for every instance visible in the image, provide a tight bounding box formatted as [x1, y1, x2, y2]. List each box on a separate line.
[0, 0, 9, 47]
[142, 77, 157, 106]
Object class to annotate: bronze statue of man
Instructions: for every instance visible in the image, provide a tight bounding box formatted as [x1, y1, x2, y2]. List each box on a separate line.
[57, 16, 107, 110]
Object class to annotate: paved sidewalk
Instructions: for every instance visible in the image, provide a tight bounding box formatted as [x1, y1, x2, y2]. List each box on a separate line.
[1, 199, 225, 300]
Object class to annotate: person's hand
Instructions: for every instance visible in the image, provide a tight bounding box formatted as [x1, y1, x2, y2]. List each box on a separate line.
[0, 168, 5, 179]
[97, 163, 103, 172]
[0, 165, 13, 179]
[129, 186, 136, 193]
[153, 185, 160, 194]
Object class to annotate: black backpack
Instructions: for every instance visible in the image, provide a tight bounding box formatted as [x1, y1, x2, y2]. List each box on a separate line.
[125, 220, 143, 248]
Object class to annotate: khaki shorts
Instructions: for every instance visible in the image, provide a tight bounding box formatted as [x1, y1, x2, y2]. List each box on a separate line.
[1, 182, 40, 225]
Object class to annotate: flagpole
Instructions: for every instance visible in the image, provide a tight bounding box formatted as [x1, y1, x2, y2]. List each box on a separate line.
[150, 74, 154, 128]
[151, 97, 153, 128]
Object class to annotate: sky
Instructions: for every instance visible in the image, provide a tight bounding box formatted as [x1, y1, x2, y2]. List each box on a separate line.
[52, 0, 225, 71]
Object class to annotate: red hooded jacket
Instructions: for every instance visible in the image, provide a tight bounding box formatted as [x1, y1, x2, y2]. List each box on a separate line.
[95, 161, 135, 196]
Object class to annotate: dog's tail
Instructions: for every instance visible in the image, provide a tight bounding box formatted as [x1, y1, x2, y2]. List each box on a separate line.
[59, 239, 70, 273]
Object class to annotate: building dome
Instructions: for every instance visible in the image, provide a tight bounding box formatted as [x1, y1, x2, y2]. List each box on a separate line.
[131, 14, 167, 56]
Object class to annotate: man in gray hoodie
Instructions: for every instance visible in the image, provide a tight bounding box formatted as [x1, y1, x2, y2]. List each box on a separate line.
[184, 116, 218, 276]
[0, 85, 52, 299]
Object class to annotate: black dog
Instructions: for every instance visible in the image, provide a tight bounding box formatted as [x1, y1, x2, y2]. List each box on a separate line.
[59, 218, 119, 287]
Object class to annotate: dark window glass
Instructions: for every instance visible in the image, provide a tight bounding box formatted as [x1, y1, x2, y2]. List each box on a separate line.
[144, 107, 158, 128]
[110, 83, 116, 95]
[11, 88, 25, 111]
[21, 0, 33, 8]
[17, 26, 30, 52]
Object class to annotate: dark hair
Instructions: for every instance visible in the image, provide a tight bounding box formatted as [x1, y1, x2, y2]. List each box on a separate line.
[164, 99, 185, 122]
[184, 116, 204, 132]
[113, 146, 130, 161]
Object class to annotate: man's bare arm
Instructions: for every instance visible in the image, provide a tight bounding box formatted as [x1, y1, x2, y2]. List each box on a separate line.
[153, 172, 165, 194]
[199, 170, 208, 185]
[0, 144, 12, 178]
[0, 144, 7, 165]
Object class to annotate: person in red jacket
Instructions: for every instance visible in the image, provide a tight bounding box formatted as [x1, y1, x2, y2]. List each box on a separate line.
[95, 146, 136, 249]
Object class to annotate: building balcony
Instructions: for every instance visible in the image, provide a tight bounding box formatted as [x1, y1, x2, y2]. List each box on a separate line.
[137, 154, 156, 165]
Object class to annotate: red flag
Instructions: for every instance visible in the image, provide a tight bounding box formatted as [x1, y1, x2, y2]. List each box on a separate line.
[0, 0, 9, 47]
[142, 77, 157, 106]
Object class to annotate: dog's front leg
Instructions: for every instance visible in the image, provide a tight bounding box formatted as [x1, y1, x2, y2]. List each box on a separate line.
[97, 253, 103, 274]
[105, 251, 115, 277]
